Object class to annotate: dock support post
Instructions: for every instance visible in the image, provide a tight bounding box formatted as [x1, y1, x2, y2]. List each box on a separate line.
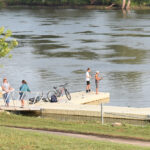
[101, 103, 104, 124]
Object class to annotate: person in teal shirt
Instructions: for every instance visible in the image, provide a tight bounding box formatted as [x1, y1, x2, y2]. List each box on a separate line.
[19, 80, 31, 108]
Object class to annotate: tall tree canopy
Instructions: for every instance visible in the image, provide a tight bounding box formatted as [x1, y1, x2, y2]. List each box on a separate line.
[0, 27, 18, 58]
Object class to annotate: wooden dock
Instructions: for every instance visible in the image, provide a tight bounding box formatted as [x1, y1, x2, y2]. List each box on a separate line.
[1, 91, 150, 123]
[0, 91, 110, 109]
[1, 91, 150, 122]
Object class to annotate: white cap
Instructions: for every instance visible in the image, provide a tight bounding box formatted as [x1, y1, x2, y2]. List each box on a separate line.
[96, 71, 99, 73]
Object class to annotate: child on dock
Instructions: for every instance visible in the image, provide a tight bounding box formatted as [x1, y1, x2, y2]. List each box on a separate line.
[95, 71, 103, 94]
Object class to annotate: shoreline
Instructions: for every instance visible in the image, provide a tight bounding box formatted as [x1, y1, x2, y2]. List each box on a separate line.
[1, 101, 150, 124]
[1, 5, 150, 10]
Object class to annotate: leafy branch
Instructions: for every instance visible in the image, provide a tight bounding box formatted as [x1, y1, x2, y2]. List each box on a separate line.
[0, 26, 18, 58]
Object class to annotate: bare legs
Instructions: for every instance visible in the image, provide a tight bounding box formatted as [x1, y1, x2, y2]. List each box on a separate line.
[96, 82, 99, 94]
[20, 93, 25, 108]
[96, 88, 98, 94]
[122, 0, 131, 9]
[86, 84, 91, 93]
[122, 0, 126, 9]
[126, 0, 131, 9]
[21, 99, 24, 107]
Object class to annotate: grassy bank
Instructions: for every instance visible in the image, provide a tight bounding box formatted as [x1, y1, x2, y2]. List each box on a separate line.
[0, 112, 150, 141]
[1, 0, 150, 7]
[1, 126, 149, 150]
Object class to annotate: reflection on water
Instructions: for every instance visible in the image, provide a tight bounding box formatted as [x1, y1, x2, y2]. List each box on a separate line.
[12, 34, 63, 39]
[105, 45, 148, 64]
[104, 33, 150, 37]
[0, 8, 150, 107]
[31, 39, 56, 44]
[72, 69, 85, 74]
[34, 50, 98, 60]
[79, 39, 99, 43]
[33, 44, 69, 51]
[74, 31, 95, 34]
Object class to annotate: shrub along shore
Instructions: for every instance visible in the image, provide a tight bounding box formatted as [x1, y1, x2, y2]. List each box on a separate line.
[0, 0, 150, 8]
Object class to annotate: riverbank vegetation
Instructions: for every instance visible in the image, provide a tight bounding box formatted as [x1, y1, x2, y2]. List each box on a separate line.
[0, 112, 150, 141]
[1, 0, 150, 8]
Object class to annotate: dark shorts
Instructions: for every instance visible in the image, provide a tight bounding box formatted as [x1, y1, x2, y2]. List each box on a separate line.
[86, 81, 90, 85]
[19, 92, 26, 100]
[95, 80, 99, 88]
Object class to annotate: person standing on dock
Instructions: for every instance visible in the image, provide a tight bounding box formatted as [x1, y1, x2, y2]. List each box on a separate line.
[95, 71, 103, 94]
[122, 0, 131, 9]
[86, 68, 91, 93]
[1, 78, 14, 107]
[19, 80, 31, 108]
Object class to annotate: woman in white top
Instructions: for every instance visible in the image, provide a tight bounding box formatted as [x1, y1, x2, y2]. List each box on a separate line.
[1, 78, 13, 107]
[86, 68, 91, 93]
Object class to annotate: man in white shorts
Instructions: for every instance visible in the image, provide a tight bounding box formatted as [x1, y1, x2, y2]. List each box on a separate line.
[86, 68, 91, 93]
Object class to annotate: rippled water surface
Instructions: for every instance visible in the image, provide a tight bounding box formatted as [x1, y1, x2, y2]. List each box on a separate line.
[0, 8, 150, 107]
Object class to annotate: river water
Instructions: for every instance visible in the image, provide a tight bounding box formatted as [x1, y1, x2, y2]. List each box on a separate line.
[0, 7, 150, 107]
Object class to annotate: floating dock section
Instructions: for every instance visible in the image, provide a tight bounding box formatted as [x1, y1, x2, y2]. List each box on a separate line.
[1, 91, 150, 123]
[0, 91, 109, 118]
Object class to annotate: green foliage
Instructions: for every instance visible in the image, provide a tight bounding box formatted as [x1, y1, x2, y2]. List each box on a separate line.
[132, 0, 150, 6]
[4, 0, 150, 6]
[0, 27, 18, 58]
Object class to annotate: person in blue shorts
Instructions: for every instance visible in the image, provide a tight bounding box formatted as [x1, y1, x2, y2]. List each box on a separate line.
[1, 78, 14, 107]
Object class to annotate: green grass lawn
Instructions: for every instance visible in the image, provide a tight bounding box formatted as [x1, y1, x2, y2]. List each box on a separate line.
[0, 112, 150, 141]
[0, 126, 149, 150]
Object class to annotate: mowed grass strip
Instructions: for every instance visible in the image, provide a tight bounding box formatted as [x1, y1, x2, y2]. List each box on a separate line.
[0, 126, 150, 150]
[0, 112, 150, 141]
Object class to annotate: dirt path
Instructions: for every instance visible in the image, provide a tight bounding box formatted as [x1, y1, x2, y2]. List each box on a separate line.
[7, 126, 150, 147]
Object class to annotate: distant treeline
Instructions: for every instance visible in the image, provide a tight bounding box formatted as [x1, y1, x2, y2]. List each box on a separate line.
[1, 0, 150, 7]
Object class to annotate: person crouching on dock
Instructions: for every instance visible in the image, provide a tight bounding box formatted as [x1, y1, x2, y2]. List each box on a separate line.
[95, 71, 103, 94]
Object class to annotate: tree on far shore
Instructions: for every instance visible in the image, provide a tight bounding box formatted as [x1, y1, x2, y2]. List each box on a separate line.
[0, 27, 18, 58]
